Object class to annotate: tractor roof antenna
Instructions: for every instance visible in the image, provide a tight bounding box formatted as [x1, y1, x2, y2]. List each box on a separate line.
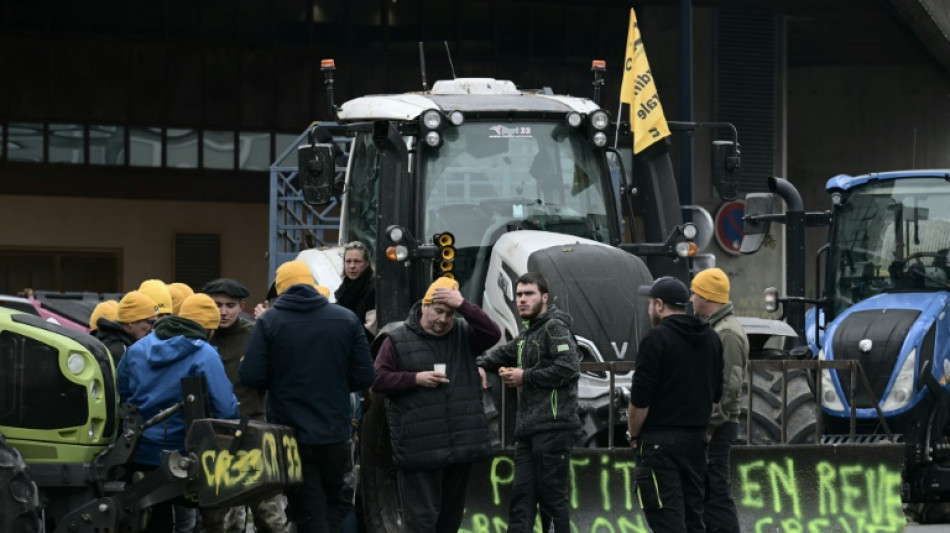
[418, 42, 428, 91]
[444, 41, 457, 79]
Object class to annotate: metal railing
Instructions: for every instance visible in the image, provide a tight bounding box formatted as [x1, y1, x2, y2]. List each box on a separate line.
[493, 359, 896, 450]
[746, 359, 894, 444]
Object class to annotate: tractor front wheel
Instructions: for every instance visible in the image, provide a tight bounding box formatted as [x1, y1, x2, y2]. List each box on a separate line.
[0, 433, 41, 532]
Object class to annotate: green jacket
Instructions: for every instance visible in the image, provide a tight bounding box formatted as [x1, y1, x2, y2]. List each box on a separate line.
[477, 305, 580, 440]
[705, 302, 749, 433]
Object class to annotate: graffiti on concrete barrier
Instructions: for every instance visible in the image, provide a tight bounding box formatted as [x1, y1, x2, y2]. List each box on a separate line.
[459, 445, 906, 533]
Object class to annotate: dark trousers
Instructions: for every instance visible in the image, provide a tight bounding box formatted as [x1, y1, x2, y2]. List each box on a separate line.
[703, 422, 740, 533]
[507, 429, 574, 533]
[635, 430, 707, 533]
[397, 462, 473, 533]
[287, 441, 353, 533]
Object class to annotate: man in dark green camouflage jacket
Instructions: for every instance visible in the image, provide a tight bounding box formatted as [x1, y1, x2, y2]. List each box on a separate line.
[478, 272, 580, 533]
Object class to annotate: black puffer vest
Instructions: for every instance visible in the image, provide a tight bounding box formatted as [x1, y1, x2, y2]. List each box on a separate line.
[385, 302, 493, 470]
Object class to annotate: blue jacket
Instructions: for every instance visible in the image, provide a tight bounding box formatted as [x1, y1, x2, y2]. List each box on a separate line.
[117, 316, 239, 466]
[241, 284, 375, 444]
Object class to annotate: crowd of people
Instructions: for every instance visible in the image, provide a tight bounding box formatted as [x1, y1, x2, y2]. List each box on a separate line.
[86, 241, 745, 533]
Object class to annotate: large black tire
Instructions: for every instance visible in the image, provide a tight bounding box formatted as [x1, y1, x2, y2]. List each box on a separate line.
[0, 434, 41, 533]
[738, 368, 818, 445]
[359, 392, 401, 533]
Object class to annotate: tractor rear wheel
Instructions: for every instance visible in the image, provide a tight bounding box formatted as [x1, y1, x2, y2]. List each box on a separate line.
[0, 433, 41, 532]
[738, 368, 818, 444]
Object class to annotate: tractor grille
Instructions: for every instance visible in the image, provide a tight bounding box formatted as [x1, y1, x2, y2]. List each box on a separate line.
[831, 309, 920, 407]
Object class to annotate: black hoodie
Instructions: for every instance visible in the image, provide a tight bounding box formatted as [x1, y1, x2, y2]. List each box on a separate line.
[631, 313, 723, 432]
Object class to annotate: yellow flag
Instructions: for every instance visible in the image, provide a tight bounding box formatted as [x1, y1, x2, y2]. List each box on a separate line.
[620, 8, 671, 154]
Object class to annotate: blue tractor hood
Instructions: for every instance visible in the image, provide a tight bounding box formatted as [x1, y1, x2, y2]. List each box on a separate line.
[823, 290, 950, 419]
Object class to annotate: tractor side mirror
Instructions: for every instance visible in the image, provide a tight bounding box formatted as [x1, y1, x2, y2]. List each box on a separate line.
[711, 140, 741, 201]
[740, 192, 774, 254]
[298, 143, 335, 205]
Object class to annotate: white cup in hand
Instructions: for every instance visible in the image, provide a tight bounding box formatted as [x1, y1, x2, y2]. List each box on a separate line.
[434, 363, 447, 374]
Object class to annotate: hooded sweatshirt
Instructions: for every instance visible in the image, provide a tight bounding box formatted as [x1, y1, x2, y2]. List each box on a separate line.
[630, 313, 723, 432]
[93, 318, 136, 364]
[241, 284, 375, 444]
[116, 315, 239, 466]
[478, 305, 581, 439]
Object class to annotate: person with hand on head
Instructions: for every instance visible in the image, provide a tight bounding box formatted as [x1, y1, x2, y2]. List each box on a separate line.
[690, 268, 748, 533]
[94, 290, 158, 363]
[628, 276, 723, 533]
[116, 293, 239, 532]
[373, 276, 501, 533]
[477, 272, 580, 533]
[241, 260, 375, 533]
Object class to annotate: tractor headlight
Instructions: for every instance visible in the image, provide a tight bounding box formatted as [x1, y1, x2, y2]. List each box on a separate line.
[88, 421, 96, 439]
[67, 353, 86, 375]
[590, 110, 609, 130]
[386, 245, 409, 261]
[592, 132, 607, 147]
[425, 130, 441, 147]
[448, 111, 465, 126]
[882, 348, 916, 411]
[818, 349, 846, 412]
[566, 112, 583, 128]
[682, 223, 697, 240]
[387, 225, 405, 244]
[422, 110, 443, 130]
[90, 380, 100, 400]
[675, 241, 692, 257]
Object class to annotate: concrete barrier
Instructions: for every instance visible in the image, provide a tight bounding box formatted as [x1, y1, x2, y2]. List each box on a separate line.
[459, 443, 906, 532]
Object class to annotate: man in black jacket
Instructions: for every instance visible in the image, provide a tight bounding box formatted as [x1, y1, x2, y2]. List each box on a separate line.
[202, 277, 290, 533]
[628, 276, 723, 533]
[477, 272, 580, 533]
[241, 260, 375, 533]
[373, 276, 501, 533]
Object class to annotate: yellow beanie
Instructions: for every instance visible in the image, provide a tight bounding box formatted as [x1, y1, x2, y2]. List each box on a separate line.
[117, 291, 159, 323]
[275, 260, 315, 295]
[315, 285, 331, 298]
[139, 279, 173, 315]
[179, 294, 221, 330]
[422, 276, 459, 304]
[89, 300, 119, 330]
[691, 267, 730, 304]
[168, 282, 194, 315]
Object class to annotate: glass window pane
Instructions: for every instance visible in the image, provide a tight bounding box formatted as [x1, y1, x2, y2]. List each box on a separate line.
[7, 123, 44, 162]
[130, 127, 163, 167]
[167, 129, 199, 168]
[203, 130, 235, 170]
[49, 124, 85, 164]
[239, 132, 272, 170]
[89, 125, 126, 165]
[274, 132, 303, 166]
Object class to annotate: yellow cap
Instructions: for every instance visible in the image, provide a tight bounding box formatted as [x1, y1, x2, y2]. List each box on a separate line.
[315, 285, 331, 298]
[89, 300, 119, 330]
[422, 276, 459, 305]
[691, 267, 730, 304]
[168, 282, 194, 315]
[117, 291, 159, 323]
[275, 260, 315, 295]
[139, 279, 173, 315]
[179, 294, 221, 330]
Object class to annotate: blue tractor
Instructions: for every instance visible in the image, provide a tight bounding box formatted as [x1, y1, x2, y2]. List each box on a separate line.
[744, 170, 950, 523]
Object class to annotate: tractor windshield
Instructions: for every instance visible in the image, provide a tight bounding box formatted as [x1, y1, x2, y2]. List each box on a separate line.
[421, 120, 614, 300]
[828, 177, 950, 317]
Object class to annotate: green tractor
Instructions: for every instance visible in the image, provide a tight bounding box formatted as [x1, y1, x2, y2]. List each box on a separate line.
[0, 307, 302, 532]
